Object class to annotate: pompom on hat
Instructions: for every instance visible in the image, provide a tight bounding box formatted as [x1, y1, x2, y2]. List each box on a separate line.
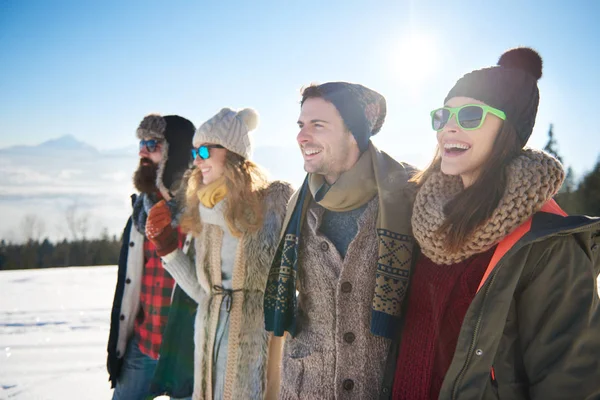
[193, 107, 259, 160]
[445, 47, 543, 146]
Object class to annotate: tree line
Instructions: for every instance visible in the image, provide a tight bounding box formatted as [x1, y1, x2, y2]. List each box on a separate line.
[544, 124, 600, 216]
[0, 203, 123, 270]
[0, 234, 122, 270]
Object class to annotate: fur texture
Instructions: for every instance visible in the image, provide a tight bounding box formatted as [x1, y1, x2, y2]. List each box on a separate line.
[164, 181, 293, 400]
[136, 114, 167, 141]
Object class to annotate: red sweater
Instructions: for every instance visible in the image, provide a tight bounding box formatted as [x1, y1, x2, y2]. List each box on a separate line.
[392, 247, 495, 400]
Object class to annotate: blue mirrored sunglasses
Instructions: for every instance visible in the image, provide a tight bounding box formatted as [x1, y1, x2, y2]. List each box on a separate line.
[139, 139, 160, 153]
[191, 144, 224, 160]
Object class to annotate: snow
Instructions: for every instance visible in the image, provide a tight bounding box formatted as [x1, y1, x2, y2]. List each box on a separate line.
[1, 266, 598, 399]
[0, 266, 169, 400]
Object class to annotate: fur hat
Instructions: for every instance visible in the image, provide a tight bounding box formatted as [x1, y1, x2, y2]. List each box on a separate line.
[445, 47, 543, 146]
[136, 114, 195, 195]
[193, 108, 259, 160]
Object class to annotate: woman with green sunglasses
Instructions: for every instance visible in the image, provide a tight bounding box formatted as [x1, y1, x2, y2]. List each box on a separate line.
[385, 48, 600, 399]
[144, 107, 293, 399]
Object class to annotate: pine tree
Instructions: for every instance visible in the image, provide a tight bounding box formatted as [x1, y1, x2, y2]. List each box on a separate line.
[543, 124, 563, 163]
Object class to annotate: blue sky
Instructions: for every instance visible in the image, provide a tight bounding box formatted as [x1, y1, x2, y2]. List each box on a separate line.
[1, 0, 599, 178]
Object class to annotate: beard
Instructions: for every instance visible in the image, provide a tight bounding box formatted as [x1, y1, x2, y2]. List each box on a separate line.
[133, 158, 158, 193]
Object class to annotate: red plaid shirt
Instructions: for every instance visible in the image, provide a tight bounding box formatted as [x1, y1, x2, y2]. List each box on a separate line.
[134, 229, 184, 359]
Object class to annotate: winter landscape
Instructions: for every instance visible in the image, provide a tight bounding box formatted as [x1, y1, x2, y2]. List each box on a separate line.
[1, 265, 599, 400]
[2, 2, 600, 400]
[0, 266, 119, 399]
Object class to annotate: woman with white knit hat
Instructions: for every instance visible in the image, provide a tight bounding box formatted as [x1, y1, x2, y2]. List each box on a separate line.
[145, 107, 293, 399]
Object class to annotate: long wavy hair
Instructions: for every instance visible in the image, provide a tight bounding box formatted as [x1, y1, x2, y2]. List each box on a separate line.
[179, 151, 270, 237]
[410, 121, 522, 252]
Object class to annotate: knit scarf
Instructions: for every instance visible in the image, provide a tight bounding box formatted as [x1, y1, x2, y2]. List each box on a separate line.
[197, 176, 227, 209]
[132, 192, 183, 234]
[307, 145, 377, 210]
[412, 149, 565, 265]
[264, 142, 416, 339]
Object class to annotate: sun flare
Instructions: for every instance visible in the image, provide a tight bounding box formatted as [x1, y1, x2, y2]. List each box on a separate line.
[390, 34, 438, 86]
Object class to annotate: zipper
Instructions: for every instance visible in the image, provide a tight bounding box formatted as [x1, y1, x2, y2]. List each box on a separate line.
[451, 267, 499, 400]
[449, 218, 600, 399]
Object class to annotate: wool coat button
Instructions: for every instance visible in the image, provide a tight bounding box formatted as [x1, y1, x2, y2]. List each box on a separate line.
[341, 282, 352, 293]
[343, 379, 354, 391]
[344, 332, 356, 343]
[119, 314, 125, 321]
[116, 350, 121, 357]
[129, 241, 134, 247]
[125, 278, 131, 284]
[320, 242, 329, 251]
[383, 387, 389, 394]
[475, 349, 483, 356]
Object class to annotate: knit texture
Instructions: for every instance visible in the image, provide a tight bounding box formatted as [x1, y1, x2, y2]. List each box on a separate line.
[412, 149, 564, 265]
[392, 248, 495, 400]
[444, 47, 543, 146]
[303, 82, 387, 152]
[320, 204, 368, 257]
[193, 108, 259, 159]
[265, 143, 417, 339]
[279, 196, 391, 399]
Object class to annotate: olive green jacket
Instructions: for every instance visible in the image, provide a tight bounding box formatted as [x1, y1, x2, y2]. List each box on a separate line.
[382, 211, 600, 400]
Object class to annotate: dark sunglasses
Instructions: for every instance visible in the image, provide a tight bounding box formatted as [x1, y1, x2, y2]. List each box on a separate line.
[191, 144, 225, 160]
[139, 139, 161, 153]
[430, 104, 506, 131]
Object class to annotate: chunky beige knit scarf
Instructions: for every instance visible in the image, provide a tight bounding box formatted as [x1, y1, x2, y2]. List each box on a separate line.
[412, 149, 565, 265]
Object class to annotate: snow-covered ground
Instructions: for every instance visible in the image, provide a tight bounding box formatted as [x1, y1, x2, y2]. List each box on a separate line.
[0, 266, 172, 400]
[1, 266, 599, 399]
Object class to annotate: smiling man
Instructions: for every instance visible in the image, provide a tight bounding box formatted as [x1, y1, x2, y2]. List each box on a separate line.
[265, 82, 418, 399]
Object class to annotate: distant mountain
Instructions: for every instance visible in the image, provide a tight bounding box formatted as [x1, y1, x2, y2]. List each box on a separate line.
[0, 135, 306, 241]
[0, 135, 99, 156]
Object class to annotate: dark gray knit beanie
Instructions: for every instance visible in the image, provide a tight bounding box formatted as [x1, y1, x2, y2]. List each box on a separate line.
[445, 47, 543, 146]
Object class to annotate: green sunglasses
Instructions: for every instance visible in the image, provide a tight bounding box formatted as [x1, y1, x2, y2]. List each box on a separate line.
[431, 104, 506, 131]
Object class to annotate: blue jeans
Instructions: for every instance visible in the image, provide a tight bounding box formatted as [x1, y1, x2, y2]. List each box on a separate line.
[112, 338, 192, 400]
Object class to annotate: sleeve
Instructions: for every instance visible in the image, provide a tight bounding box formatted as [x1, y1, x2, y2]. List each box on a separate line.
[162, 248, 205, 304]
[516, 235, 600, 400]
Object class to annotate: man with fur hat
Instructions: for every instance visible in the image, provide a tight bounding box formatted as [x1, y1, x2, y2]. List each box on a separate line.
[264, 82, 418, 398]
[107, 114, 196, 400]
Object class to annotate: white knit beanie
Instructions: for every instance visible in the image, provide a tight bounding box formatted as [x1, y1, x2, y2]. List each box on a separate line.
[193, 107, 259, 160]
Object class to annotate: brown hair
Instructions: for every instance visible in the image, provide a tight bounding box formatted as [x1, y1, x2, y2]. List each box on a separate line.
[300, 83, 323, 106]
[179, 151, 269, 237]
[300, 84, 352, 136]
[411, 122, 522, 251]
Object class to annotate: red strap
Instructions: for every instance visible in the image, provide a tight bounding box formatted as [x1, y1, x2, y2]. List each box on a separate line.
[476, 199, 566, 293]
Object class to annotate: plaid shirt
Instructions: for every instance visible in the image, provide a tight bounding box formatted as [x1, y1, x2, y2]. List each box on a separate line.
[134, 229, 184, 360]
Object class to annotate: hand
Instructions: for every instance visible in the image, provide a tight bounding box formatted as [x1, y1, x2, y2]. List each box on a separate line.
[146, 200, 178, 257]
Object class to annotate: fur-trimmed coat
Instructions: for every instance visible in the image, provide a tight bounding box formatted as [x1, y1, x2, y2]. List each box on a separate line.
[162, 180, 293, 400]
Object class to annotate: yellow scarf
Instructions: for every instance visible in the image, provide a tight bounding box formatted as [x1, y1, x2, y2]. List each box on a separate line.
[197, 176, 227, 208]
